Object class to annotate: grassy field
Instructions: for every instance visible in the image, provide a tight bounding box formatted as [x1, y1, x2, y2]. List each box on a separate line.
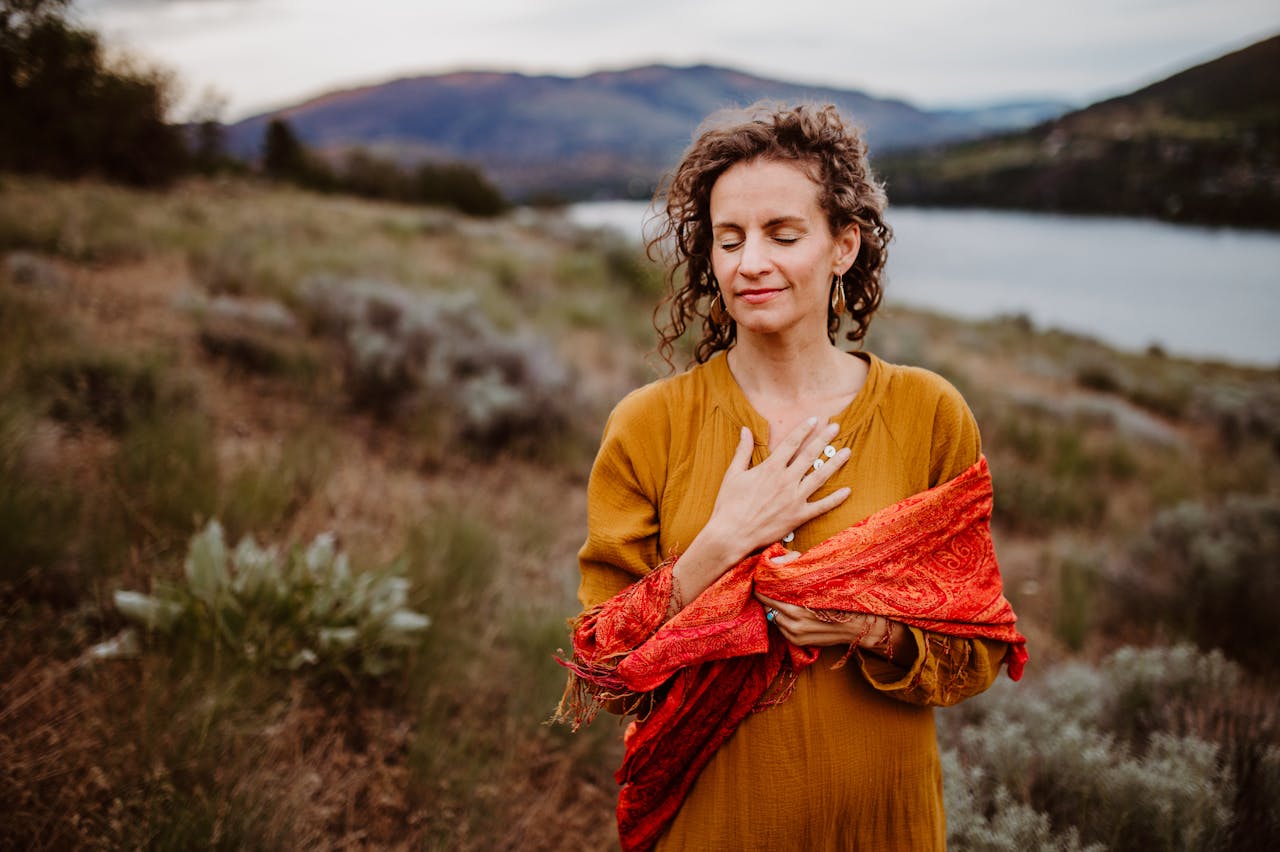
[2, 174, 1277, 850]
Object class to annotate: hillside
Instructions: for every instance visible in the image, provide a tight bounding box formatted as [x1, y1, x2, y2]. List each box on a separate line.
[878, 34, 1280, 229]
[225, 64, 1067, 200]
[2, 177, 1278, 848]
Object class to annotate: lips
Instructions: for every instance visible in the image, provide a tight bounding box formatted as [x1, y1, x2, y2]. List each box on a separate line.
[736, 288, 784, 305]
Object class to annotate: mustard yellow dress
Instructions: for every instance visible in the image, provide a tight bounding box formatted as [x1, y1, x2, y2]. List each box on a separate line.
[577, 352, 1008, 851]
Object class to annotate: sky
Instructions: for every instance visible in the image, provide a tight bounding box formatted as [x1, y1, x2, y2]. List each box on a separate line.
[76, 0, 1280, 123]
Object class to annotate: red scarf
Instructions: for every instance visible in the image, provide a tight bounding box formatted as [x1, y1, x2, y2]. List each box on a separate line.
[559, 457, 1027, 852]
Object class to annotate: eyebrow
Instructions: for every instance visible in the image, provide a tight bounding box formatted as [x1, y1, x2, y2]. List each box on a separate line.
[712, 215, 808, 231]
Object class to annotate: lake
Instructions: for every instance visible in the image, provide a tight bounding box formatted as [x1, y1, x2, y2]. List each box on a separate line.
[566, 202, 1280, 367]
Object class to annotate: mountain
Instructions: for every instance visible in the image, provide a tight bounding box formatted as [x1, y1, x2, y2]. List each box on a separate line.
[878, 34, 1280, 229]
[225, 64, 1066, 201]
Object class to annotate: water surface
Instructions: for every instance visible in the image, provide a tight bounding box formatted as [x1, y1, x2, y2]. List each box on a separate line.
[567, 202, 1280, 366]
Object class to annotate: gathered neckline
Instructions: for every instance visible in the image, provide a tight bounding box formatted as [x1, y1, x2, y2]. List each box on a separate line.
[704, 349, 886, 451]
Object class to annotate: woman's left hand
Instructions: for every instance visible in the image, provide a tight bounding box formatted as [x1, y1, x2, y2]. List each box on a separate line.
[755, 592, 885, 648]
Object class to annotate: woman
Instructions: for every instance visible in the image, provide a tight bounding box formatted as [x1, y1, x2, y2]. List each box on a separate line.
[559, 103, 1027, 851]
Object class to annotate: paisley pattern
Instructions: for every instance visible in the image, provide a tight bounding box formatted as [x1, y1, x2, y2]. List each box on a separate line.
[560, 456, 1027, 852]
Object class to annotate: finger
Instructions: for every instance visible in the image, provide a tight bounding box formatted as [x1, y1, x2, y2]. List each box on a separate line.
[768, 549, 801, 565]
[793, 421, 841, 475]
[729, 426, 755, 471]
[797, 486, 852, 525]
[756, 594, 804, 620]
[756, 592, 782, 608]
[800, 446, 852, 495]
[775, 416, 820, 466]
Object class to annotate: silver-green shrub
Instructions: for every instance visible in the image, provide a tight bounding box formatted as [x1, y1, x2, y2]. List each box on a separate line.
[943, 751, 1102, 852]
[941, 645, 1241, 851]
[102, 521, 430, 680]
[299, 275, 577, 456]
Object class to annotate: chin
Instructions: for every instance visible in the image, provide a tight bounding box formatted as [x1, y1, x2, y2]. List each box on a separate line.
[732, 310, 822, 341]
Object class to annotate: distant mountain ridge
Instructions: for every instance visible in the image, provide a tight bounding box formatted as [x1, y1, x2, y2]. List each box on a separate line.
[225, 64, 1069, 200]
[878, 34, 1280, 229]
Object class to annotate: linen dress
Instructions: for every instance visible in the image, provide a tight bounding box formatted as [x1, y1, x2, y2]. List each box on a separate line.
[577, 351, 1008, 851]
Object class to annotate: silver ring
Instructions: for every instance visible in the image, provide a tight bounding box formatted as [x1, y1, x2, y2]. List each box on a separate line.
[765, 608, 777, 623]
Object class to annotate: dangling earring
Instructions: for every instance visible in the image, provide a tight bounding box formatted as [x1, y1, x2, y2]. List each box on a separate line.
[830, 273, 847, 315]
[710, 288, 730, 327]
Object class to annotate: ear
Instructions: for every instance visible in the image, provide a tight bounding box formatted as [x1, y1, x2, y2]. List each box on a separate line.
[834, 224, 861, 274]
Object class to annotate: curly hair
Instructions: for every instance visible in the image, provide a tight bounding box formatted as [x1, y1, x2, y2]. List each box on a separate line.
[647, 102, 892, 368]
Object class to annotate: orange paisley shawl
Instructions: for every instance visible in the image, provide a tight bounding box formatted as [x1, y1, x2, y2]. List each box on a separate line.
[559, 456, 1027, 852]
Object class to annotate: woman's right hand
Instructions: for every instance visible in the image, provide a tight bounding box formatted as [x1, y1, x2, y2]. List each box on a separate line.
[671, 418, 852, 605]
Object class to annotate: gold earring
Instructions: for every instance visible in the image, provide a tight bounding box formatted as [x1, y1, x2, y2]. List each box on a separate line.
[830, 273, 847, 315]
[710, 288, 730, 327]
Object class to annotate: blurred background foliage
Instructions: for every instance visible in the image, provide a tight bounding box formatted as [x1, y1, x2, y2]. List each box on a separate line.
[1, 2, 1278, 850]
[0, 0, 507, 214]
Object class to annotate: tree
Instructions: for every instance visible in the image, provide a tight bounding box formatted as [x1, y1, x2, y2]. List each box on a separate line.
[412, 161, 507, 217]
[262, 118, 306, 181]
[0, 0, 188, 185]
[186, 87, 233, 175]
[261, 117, 335, 189]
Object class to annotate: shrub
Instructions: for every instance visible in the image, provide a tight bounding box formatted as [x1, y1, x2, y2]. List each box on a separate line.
[101, 521, 430, 682]
[27, 348, 187, 434]
[941, 645, 1253, 851]
[1051, 548, 1103, 651]
[193, 294, 318, 381]
[1110, 496, 1280, 672]
[300, 275, 580, 460]
[943, 752, 1102, 852]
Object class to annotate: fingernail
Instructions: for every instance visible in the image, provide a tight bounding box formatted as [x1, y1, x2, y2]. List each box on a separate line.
[806, 416, 818, 426]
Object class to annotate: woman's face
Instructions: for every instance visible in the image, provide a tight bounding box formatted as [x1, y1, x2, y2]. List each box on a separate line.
[709, 158, 860, 343]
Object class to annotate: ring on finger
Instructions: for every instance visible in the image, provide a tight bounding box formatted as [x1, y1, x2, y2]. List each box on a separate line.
[765, 607, 777, 623]
[809, 445, 839, 472]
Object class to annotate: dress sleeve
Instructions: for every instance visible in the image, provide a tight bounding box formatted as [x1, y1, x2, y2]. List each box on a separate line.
[926, 373, 983, 488]
[856, 629, 1008, 707]
[576, 387, 669, 609]
[855, 369, 1007, 705]
[563, 389, 677, 720]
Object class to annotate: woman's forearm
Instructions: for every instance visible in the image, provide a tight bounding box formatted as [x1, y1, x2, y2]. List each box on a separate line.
[668, 526, 747, 612]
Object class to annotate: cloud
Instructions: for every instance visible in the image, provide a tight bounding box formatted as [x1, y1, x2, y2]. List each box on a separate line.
[75, 0, 1280, 120]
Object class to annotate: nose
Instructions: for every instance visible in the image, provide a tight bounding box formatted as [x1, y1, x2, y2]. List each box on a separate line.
[738, 233, 772, 278]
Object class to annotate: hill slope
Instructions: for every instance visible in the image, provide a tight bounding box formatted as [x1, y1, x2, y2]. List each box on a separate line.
[225, 64, 1065, 200]
[878, 34, 1280, 229]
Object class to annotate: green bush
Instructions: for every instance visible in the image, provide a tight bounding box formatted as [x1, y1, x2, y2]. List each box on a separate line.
[103, 521, 430, 682]
[28, 348, 190, 434]
[941, 645, 1252, 851]
[1110, 496, 1280, 672]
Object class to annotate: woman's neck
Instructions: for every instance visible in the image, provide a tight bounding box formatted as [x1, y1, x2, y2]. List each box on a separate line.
[726, 332, 853, 405]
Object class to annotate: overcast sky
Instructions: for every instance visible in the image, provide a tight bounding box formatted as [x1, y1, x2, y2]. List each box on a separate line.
[75, 0, 1279, 123]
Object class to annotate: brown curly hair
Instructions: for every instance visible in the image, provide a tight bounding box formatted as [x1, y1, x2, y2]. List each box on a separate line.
[647, 102, 892, 368]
